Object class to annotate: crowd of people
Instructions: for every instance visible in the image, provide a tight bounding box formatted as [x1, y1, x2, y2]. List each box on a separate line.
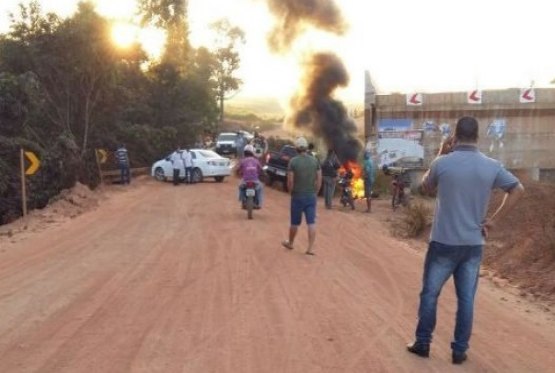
[236, 116, 525, 366]
[118, 116, 524, 366]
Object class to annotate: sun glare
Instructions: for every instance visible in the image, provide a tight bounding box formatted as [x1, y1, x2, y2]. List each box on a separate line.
[111, 22, 166, 59]
[138, 27, 166, 59]
[112, 22, 138, 48]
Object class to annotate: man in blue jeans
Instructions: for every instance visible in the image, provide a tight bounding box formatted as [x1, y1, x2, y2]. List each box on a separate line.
[281, 136, 322, 256]
[407, 117, 524, 364]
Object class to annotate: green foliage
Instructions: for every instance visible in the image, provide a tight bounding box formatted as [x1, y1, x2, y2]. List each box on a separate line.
[0, 134, 80, 224]
[209, 18, 245, 124]
[138, 0, 190, 69]
[0, 0, 222, 223]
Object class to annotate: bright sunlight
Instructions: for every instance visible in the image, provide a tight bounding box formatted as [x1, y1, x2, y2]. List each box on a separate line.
[111, 22, 137, 48]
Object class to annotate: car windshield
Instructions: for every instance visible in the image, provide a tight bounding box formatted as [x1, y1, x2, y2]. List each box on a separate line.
[217, 134, 236, 141]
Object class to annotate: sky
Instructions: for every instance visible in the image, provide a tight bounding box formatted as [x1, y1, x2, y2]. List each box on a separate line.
[1, 0, 554, 105]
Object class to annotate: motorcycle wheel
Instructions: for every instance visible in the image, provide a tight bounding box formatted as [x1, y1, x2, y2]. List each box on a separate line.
[246, 196, 254, 219]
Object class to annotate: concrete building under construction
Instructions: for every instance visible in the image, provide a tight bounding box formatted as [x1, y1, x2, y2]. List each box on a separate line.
[364, 72, 555, 181]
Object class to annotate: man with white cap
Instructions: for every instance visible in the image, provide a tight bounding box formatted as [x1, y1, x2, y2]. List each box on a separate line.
[281, 136, 322, 255]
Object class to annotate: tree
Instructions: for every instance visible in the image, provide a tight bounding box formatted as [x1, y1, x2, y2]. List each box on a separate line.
[0, 1, 137, 157]
[138, 0, 190, 70]
[209, 19, 245, 125]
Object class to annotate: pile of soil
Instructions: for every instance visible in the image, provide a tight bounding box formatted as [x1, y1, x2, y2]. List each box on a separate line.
[391, 178, 555, 304]
[482, 180, 555, 302]
[0, 182, 102, 246]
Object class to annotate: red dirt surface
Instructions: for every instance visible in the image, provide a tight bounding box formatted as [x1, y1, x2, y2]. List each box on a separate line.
[0, 177, 554, 372]
[482, 180, 555, 303]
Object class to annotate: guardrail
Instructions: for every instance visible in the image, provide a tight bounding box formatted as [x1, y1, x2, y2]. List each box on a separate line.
[100, 167, 151, 184]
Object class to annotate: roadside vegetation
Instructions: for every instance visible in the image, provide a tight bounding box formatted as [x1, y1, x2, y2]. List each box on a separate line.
[0, 0, 243, 224]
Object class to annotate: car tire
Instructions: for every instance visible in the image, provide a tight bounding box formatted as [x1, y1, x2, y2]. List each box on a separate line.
[214, 176, 224, 182]
[192, 168, 203, 183]
[154, 167, 166, 181]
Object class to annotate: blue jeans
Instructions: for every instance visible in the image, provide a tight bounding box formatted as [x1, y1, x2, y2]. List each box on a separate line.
[119, 163, 130, 184]
[415, 241, 483, 353]
[185, 167, 193, 183]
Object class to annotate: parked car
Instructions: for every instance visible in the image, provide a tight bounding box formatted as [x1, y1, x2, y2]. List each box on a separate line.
[151, 149, 232, 183]
[215, 132, 238, 155]
[215, 131, 254, 155]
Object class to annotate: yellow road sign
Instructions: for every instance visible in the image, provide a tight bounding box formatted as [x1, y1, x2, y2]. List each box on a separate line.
[96, 149, 108, 164]
[24, 151, 40, 175]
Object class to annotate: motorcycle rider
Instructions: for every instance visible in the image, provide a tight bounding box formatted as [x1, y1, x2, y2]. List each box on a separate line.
[236, 144, 264, 208]
[339, 166, 355, 210]
[250, 131, 268, 160]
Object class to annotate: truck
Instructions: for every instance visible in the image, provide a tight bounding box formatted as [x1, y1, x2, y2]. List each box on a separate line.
[215, 131, 254, 156]
[263, 145, 298, 191]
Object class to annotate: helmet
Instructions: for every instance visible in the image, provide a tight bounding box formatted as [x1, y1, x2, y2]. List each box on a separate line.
[244, 144, 255, 153]
[295, 136, 308, 149]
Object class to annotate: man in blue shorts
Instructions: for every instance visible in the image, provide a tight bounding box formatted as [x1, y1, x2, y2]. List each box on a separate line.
[407, 116, 524, 365]
[282, 136, 322, 256]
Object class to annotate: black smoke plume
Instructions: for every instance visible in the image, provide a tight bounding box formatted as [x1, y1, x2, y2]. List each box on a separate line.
[265, 0, 346, 53]
[263, 0, 361, 162]
[288, 53, 362, 162]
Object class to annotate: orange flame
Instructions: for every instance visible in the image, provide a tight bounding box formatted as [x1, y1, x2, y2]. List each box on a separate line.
[338, 161, 365, 200]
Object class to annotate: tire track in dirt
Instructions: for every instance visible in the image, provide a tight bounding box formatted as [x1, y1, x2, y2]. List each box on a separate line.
[2, 178, 555, 372]
[334, 214, 407, 371]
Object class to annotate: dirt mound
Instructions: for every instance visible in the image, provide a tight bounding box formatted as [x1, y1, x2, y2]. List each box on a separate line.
[385, 178, 555, 305]
[48, 182, 100, 216]
[0, 182, 102, 245]
[482, 181, 555, 302]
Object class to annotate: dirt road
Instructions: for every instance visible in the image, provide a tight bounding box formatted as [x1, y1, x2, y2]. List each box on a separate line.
[1, 177, 554, 372]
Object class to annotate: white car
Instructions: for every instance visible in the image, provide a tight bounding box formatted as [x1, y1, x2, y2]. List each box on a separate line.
[151, 149, 232, 183]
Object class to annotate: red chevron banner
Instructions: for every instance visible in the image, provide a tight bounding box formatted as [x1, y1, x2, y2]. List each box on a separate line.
[467, 90, 482, 104]
[406, 93, 423, 106]
[520, 88, 535, 103]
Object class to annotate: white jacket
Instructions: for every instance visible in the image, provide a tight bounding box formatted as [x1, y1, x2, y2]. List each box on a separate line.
[170, 151, 185, 170]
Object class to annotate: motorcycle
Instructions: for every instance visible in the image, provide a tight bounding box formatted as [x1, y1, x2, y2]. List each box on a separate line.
[382, 165, 411, 210]
[338, 171, 355, 210]
[240, 181, 260, 219]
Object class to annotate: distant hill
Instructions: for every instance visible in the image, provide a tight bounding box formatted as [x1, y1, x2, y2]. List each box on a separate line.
[227, 96, 285, 118]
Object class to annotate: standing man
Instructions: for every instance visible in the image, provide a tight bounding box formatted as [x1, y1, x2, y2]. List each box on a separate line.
[183, 147, 193, 184]
[407, 117, 524, 365]
[115, 144, 130, 185]
[321, 148, 341, 209]
[281, 136, 322, 256]
[362, 151, 375, 212]
[170, 146, 184, 186]
[235, 132, 246, 159]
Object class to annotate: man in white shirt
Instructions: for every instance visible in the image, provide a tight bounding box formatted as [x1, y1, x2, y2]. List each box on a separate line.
[170, 146, 185, 185]
[183, 148, 194, 184]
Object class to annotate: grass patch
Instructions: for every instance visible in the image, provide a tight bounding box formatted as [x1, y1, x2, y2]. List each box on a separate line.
[393, 201, 432, 238]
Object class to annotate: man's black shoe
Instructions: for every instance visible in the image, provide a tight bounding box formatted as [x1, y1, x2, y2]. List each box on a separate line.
[406, 342, 429, 358]
[452, 351, 467, 365]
